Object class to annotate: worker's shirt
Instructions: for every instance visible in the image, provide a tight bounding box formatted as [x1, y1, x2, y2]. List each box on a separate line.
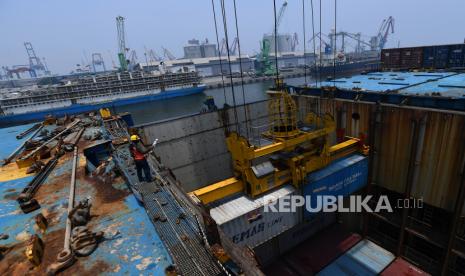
[131, 142, 151, 161]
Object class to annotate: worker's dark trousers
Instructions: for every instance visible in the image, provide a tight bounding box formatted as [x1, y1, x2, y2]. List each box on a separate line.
[135, 159, 152, 182]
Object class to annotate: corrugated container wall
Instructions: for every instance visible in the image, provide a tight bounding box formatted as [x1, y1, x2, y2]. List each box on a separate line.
[296, 96, 465, 211]
[210, 185, 298, 248]
[448, 44, 465, 68]
[382, 43, 465, 70]
[434, 45, 449, 68]
[422, 46, 436, 68]
[381, 49, 401, 69]
[317, 239, 395, 276]
[303, 154, 369, 219]
[400, 47, 423, 69]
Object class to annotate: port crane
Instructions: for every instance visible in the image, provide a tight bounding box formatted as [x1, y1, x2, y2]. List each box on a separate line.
[308, 32, 332, 54]
[257, 0, 288, 76]
[91, 53, 106, 72]
[147, 49, 162, 62]
[24, 42, 48, 77]
[370, 16, 395, 51]
[116, 15, 128, 71]
[129, 50, 138, 66]
[162, 47, 176, 60]
[219, 37, 239, 56]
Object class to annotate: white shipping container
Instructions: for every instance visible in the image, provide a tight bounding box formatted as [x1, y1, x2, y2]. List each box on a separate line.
[210, 185, 298, 248]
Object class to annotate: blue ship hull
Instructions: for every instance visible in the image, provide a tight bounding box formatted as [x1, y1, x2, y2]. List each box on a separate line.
[0, 86, 205, 127]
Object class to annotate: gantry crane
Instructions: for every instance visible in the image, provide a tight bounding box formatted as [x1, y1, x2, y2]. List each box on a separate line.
[91, 53, 106, 72]
[190, 81, 368, 205]
[116, 15, 128, 71]
[24, 42, 48, 77]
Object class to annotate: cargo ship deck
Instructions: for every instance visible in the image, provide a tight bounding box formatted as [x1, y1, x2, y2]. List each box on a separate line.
[0, 123, 173, 274]
[0, 114, 225, 275]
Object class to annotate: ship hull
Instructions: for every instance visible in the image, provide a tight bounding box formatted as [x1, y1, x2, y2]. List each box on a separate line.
[312, 59, 380, 77]
[0, 85, 205, 127]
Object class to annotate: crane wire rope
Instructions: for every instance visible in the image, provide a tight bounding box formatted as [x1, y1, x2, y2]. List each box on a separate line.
[333, 0, 337, 87]
[318, 0, 322, 117]
[273, 0, 279, 81]
[333, 0, 337, 116]
[232, 0, 250, 139]
[310, 0, 318, 87]
[220, 0, 241, 134]
[211, 0, 228, 104]
[302, 0, 307, 85]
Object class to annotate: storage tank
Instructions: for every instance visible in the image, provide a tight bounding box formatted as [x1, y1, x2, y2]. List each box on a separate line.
[263, 33, 293, 53]
[183, 44, 202, 59]
[201, 43, 218, 58]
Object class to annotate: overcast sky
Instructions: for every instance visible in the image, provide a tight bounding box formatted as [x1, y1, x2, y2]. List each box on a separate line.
[1, 0, 464, 74]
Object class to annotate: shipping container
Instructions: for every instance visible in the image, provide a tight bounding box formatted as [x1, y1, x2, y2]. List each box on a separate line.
[381, 49, 401, 69]
[448, 44, 465, 68]
[380, 257, 430, 276]
[265, 224, 362, 276]
[278, 212, 336, 254]
[317, 239, 395, 275]
[422, 46, 436, 68]
[434, 45, 449, 68]
[303, 154, 369, 219]
[400, 47, 423, 69]
[210, 185, 298, 247]
[255, 212, 336, 267]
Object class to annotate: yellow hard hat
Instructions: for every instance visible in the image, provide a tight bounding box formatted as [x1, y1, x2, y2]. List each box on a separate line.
[130, 135, 140, 141]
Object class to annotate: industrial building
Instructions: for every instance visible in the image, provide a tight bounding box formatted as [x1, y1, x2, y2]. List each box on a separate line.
[262, 33, 297, 53]
[183, 39, 218, 59]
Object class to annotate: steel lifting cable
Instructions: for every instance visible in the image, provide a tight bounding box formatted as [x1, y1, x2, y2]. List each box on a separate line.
[302, 0, 307, 85]
[333, 0, 337, 116]
[273, 0, 279, 80]
[220, 0, 241, 135]
[318, 0, 322, 117]
[310, 0, 318, 87]
[333, 0, 337, 87]
[210, 0, 228, 104]
[232, 0, 250, 139]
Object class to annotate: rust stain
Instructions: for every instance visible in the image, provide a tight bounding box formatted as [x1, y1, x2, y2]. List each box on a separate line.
[84, 174, 130, 204]
[0, 228, 65, 276]
[63, 259, 111, 275]
[299, 96, 465, 211]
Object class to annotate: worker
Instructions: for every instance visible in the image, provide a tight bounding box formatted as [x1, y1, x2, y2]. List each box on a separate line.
[129, 135, 157, 183]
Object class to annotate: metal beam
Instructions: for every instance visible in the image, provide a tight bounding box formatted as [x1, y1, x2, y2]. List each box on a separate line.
[191, 177, 243, 205]
[441, 138, 465, 275]
[363, 104, 381, 237]
[397, 117, 420, 256]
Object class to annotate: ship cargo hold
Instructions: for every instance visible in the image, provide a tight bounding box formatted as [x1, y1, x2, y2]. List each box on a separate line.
[133, 46, 465, 273]
[291, 63, 465, 274]
[317, 239, 395, 275]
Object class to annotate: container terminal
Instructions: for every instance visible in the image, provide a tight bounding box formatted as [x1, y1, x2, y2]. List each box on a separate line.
[1, 0, 465, 275]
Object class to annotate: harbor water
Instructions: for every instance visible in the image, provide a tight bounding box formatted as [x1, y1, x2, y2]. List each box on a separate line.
[115, 76, 313, 125]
